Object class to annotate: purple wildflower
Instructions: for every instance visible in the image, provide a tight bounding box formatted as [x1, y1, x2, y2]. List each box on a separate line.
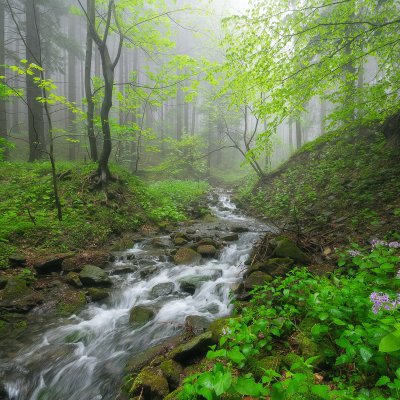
[371, 239, 388, 248]
[370, 292, 399, 314]
[388, 242, 400, 248]
[348, 249, 362, 257]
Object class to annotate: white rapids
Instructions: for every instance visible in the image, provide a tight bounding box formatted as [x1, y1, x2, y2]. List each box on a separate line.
[1, 190, 268, 400]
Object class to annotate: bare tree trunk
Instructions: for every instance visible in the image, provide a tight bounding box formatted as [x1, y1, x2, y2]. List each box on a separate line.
[68, 14, 77, 160]
[85, 0, 98, 161]
[320, 98, 326, 135]
[191, 100, 196, 135]
[26, 0, 45, 161]
[289, 117, 293, 151]
[176, 76, 183, 140]
[295, 118, 302, 149]
[160, 102, 165, 158]
[0, 0, 7, 159]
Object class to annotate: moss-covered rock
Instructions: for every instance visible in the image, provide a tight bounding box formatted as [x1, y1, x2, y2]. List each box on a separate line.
[208, 317, 231, 342]
[185, 315, 211, 335]
[33, 252, 74, 274]
[163, 388, 182, 400]
[0, 277, 43, 313]
[86, 287, 110, 301]
[251, 355, 282, 379]
[61, 250, 110, 273]
[8, 252, 27, 267]
[65, 272, 83, 288]
[79, 265, 112, 288]
[273, 238, 309, 264]
[249, 257, 294, 277]
[56, 290, 86, 317]
[150, 282, 175, 299]
[173, 248, 201, 265]
[129, 366, 169, 400]
[129, 305, 155, 327]
[160, 359, 183, 390]
[174, 237, 188, 246]
[243, 271, 273, 291]
[197, 244, 217, 257]
[170, 331, 215, 364]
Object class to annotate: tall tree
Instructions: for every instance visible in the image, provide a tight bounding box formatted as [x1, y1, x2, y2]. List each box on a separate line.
[0, 0, 7, 159]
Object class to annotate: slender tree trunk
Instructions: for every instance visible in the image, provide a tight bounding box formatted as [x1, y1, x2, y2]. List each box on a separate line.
[320, 98, 326, 135]
[119, 49, 124, 125]
[85, 0, 97, 161]
[176, 78, 183, 140]
[289, 117, 293, 151]
[191, 100, 196, 135]
[68, 15, 77, 160]
[0, 0, 7, 159]
[26, 0, 45, 161]
[295, 118, 302, 149]
[160, 102, 165, 158]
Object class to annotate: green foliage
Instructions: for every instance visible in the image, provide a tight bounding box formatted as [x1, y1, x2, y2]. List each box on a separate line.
[144, 180, 209, 222]
[180, 242, 400, 399]
[151, 135, 208, 179]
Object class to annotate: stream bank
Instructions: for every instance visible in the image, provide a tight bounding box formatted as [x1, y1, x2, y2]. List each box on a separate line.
[0, 190, 269, 400]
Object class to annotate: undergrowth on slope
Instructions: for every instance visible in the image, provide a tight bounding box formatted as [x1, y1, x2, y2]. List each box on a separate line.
[180, 240, 400, 399]
[0, 162, 209, 268]
[237, 130, 400, 243]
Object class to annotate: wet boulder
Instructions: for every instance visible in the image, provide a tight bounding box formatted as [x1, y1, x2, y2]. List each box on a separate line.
[110, 267, 136, 276]
[61, 250, 111, 273]
[170, 331, 215, 364]
[185, 315, 211, 335]
[197, 244, 217, 258]
[129, 366, 169, 400]
[34, 253, 74, 274]
[86, 287, 110, 302]
[244, 271, 273, 291]
[150, 282, 175, 299]
[231, 226, 249, 233]
[151, 238, 171, 249]
[79, 265, 112, 288]
[173, 248, 201, 265]
[208, 317, 231, 342]
[197, 238, 217, 247]
[0, 275, 8, 289]
[129, 305, 155, 327]
[221, 233, 239, 242]
[273, 238, 310, 264]
[178, 276, 211, 295]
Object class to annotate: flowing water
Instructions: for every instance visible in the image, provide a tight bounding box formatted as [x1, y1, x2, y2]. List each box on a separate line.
[1, 190, 268, 400]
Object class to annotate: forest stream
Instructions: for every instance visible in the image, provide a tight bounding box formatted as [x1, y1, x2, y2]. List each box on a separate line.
[0, 190, 268, 400]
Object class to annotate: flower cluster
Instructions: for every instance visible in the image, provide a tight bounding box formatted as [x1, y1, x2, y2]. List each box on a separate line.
[370, 292, 400, 314]
[348, 249, 362, 257]
[371, 239, 400, 249]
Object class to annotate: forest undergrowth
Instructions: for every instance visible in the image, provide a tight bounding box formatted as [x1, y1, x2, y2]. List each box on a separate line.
[0, 162, 209, 269]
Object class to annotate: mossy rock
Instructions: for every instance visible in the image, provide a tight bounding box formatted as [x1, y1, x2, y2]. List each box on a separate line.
[160, 359, 183, 390]
[174, 237, 188, 246]
[252, 257, 294, 277]
[65, 272, 83, 288]
[173, 248, 201, 265]
[150, 282, 175, 299]
[208, 317, 231, 342]
[273, 238, 310, 264]
[185, 315, 211, 335]
[0, 277, 43, 313]
[294, 332, 320, 360]
[170, 331, 214, 364]
[129, 305, 155, 327]
[129, 366, 169, 400]
[251, 355, 282, 380]
[56, 291, 86, 317]
[197, 244, 217, 258]
[243, 271, 273, 291]
[79, 265, 112, 288]
[86, 287, 110, 301]
[8, 252, 27, 267]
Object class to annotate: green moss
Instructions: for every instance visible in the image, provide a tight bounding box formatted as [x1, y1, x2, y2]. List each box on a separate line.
[56, 291, 86, 317]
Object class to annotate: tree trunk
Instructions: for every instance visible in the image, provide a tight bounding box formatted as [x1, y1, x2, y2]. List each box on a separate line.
[68, 15, 77, 160]
[85, 0, 98, 161]
[0, 0, 7, 159]
[176, 78, 183, 140]
[288, 117, 293, 151]
[191, 101, 196, 135]
[320, 98, 326, 135]
[26, 0, 45, 161]
[295, 118, 302, 149]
